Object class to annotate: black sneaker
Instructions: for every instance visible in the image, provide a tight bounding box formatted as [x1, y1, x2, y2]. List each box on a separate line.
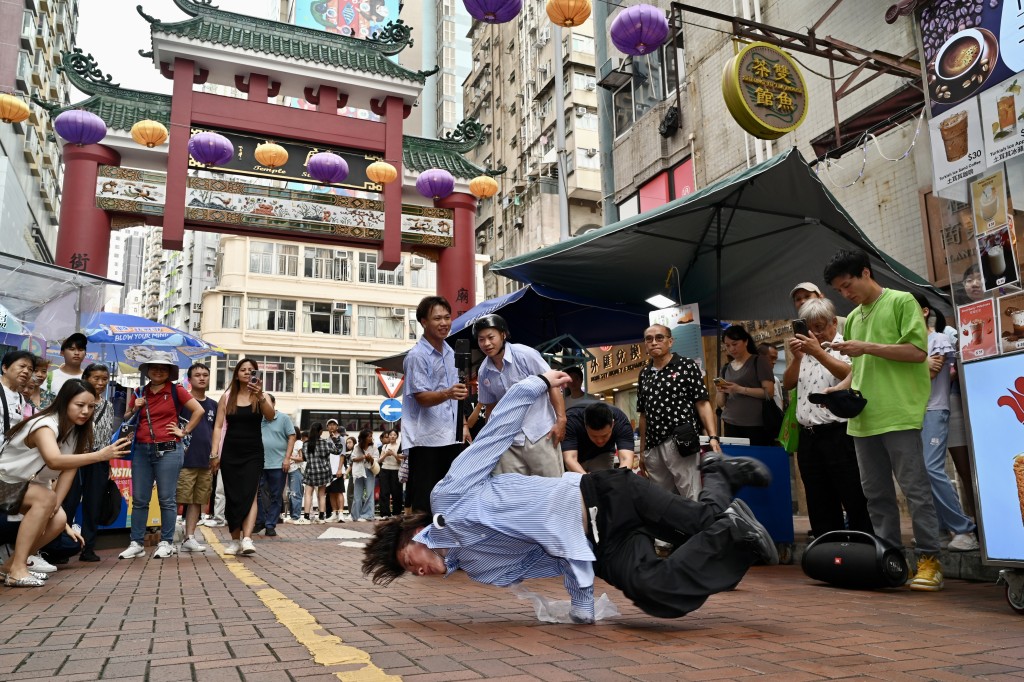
[79, 549, 100, 562]
[253, 523, 266, 535]
[265, 527, 277, 537]
[723, 499, 779, 565]
[700, 454, 772, 489]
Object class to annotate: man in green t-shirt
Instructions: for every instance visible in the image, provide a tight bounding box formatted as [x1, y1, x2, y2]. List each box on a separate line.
[824, 249, 944, 592]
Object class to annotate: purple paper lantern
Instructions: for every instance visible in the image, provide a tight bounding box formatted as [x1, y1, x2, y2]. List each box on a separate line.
[416, 168, 456, 200]
[307, 151, 350, 184]
[610, 4, 670, 56]
[463, 0, 522, 24]
[188, 131, 234, 166]
[53, 109, 107, 145]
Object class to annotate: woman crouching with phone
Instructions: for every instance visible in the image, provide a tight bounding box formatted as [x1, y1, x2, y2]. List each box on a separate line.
[0, 380, 130, 586]
[211, 358, 275, 556]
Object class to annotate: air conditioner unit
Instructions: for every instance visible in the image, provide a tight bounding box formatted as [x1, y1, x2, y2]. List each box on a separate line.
[390, 307, 405, 318]
[539, 63, 549, 76]
[191, 303, 202, 313]
[332, 301, 350, 312]
[585, 83, 596, 91]
[575, 106, 588, 117]
[411, 256, 426, 269]
[586, 148, 599, 157]
[285, 362, 295, 370]
[334, 250, 348, 259]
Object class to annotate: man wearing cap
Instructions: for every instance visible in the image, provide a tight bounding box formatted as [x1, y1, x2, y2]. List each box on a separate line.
[783, 297, 872, 541]
[474, 314, 567, 477]
[824, 249, 944, 592]
[403, 296, 468, 515]
[791, 282, 846, 336]
[563, 366, 598, 410]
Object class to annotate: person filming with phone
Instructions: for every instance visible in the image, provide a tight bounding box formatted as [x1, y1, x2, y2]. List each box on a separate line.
[715, 326, 777, 447]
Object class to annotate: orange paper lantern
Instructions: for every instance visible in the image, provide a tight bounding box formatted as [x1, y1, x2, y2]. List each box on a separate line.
[367, 160, 398, 184]
[130, 119, 168, 148]
[0, 94, 30, 124]
[469, 175, 499, 199]
[255, 142, 288, 168]
[546, 0, 591, 27]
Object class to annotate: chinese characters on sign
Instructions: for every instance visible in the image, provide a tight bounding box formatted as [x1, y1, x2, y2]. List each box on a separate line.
[722, 42, 808, 140]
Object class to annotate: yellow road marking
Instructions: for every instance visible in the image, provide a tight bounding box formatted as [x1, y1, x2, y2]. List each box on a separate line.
[201, 528, 399, 681]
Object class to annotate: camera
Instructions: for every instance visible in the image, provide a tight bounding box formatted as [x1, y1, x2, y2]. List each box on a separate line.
[156, 441, 176, 453]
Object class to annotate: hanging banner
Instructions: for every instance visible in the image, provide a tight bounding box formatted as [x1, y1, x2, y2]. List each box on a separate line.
[929, 97, 985, 189]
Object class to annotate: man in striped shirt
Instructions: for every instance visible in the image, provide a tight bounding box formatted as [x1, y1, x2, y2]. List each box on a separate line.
[364, 371, 778, 623]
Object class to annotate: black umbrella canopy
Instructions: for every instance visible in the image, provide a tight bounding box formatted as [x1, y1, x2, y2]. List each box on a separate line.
[492, 148, 951, 321]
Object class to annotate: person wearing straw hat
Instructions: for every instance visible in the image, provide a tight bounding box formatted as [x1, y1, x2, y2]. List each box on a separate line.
[117, 352, 205, 560]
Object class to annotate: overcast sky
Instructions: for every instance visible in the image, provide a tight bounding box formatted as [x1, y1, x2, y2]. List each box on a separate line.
[74, 0, 277, 97]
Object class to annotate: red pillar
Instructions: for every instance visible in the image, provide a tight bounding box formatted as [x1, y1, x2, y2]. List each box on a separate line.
[56, 144, 120, 276]
[436, 191, 477, 318]
[379, 96, 404, 271]
[162, 58, 196, 251]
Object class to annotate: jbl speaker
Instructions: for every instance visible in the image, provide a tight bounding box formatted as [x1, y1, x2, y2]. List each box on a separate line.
[801, 530, 908, 589]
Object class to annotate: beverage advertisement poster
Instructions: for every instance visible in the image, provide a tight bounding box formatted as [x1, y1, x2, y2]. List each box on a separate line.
[929, 98, 986, 188]
[970, 170, 1009, 232]
[919, 0, 1024, 116]
[961, 354, 1024, 562]
[979, 74, 1024, 165]
[977, 224, 1019, 290]
[996, 291, 1024, 353]
[958, 298, 998, 360]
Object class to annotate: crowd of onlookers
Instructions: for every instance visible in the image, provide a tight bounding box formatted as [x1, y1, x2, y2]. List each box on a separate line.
[1, 250, 981, 597]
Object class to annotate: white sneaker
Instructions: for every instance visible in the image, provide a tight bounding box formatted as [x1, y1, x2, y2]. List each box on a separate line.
[223, 540, 240, 556]
[26, 554, 58, 573]
[294, 517, 311, 525]
[240, 537, 256, 555]
[341, 513, 352, 522]
[180, 536, 206, 553]
[152, 541, 177, 559]
[948, 533, 979, 552]
[118, 542, 146, 560]
[202, 518, 226, 527]
[325, 512, 338, 523]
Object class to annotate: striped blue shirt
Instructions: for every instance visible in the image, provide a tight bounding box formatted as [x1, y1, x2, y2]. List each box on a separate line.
[478, 343, 555, 445]
[416, 375, 596, 620]
[402, 336, 460, 448]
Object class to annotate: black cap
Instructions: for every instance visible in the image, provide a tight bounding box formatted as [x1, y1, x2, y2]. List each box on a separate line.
[808, 389, 867, 418]
[60, 332, 88, 351]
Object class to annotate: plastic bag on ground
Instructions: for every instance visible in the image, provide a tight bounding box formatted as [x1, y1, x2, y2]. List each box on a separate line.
[509, 583, 620, 623]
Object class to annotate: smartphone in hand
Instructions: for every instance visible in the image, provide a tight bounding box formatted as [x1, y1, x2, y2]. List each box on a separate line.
[792, 318, 810, 337]
[248, 370, 262, 386]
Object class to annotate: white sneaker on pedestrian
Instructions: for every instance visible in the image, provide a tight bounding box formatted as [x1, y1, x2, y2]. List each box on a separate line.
[223, 540, 240, 556]
[240, 537, 256, 555]
[202, 518, 226, 527]
[325, 511, 338, 523]
[294, 517, 311, 525]
[26, 554, 58, 573]
[948, 533, 979, 552]
[180, 536, 206, 553]
[118, 542, 146, 560]
[282, 516, 292, 524]
[152, 541, 177, 559]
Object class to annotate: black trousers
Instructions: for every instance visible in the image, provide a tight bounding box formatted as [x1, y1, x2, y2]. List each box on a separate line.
[61, 460, 111, 552]
[797, 423, 874, 538]
[579, 468, 755, 618]
[407, 443, 465, 515]
[378, 468, 403, 517]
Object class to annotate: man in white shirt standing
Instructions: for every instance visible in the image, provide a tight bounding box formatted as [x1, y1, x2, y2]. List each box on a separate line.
[48, 333, 88, 396]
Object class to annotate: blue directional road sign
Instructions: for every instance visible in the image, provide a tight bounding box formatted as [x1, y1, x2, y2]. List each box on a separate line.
[379, 398, 402, 422]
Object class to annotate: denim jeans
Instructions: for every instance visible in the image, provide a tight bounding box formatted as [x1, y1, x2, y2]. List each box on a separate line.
[352, 473, 376, 521]
[257, 468, 287, 529]
[287, 469, 303, 519]
[130, 442, 184, 543]
[921, 409, 976, 535]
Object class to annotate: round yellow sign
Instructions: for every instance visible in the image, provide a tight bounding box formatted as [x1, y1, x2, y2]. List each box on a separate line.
[722, 42, 808, 140]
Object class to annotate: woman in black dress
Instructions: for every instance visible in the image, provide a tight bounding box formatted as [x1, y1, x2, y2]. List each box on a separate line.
[211, 358, 274, 556]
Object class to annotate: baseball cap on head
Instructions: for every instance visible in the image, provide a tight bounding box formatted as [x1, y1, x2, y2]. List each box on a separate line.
[790, 282, 822, 298]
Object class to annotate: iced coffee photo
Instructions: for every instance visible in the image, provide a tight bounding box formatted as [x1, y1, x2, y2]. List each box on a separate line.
[940, 110, 970, 163]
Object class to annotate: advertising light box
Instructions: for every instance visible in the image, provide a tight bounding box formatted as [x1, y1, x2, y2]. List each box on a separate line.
[962, 353, 1024, 564]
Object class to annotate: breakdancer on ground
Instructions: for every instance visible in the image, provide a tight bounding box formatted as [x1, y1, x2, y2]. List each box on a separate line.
[363, 370, 778, 623]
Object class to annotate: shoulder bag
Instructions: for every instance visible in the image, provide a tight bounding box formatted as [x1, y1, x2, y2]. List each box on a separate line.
[0, 464, 45, 515]
[762, 388, 784, 438]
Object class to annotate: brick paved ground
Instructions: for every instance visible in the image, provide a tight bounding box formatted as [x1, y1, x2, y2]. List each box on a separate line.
[1, 522, 1023, 681]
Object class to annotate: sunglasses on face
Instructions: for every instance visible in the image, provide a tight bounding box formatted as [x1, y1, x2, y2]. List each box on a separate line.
[644, 334, 669, 343]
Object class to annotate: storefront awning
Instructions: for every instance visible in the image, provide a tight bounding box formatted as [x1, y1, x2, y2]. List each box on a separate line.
[491, 148, 950, 321]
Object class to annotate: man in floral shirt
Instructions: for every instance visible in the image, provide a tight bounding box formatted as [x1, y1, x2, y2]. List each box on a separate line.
[636, 324, 721, 501]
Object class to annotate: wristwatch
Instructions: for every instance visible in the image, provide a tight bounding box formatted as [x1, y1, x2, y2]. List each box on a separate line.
[708, 436, 721, 442]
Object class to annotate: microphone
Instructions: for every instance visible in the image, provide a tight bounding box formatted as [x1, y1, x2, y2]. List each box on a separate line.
[454, 338, 472, 442]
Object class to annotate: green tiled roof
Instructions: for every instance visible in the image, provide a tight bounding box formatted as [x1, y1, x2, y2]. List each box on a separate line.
[138, 0, 427, 84]
[403, 137, 486, 179]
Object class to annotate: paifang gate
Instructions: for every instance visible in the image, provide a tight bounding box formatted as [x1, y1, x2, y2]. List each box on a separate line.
[48, 0, 492, 316]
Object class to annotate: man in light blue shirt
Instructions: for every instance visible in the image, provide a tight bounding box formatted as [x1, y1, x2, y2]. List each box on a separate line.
[403, 296, 468, 515]
[363, 371, 778, 624]
[256, 394, 295, 537]
[475, 314, 566, 477]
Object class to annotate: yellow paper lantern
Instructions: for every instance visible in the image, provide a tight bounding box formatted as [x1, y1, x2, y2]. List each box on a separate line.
[367, 160, 398, 185]
[0, 94, 30, 124]
[255, 142, 289, 168]
[469, 175, 499, 199]
[546, 0, 591, 27]
[130, 119, 168, 148]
